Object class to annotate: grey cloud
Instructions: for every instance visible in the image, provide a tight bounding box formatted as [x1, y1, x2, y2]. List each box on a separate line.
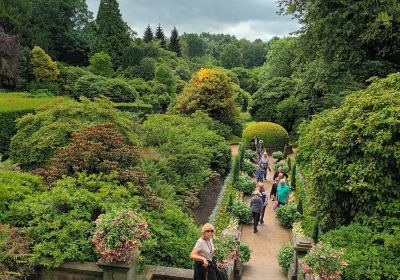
[86, 0, 300, 41]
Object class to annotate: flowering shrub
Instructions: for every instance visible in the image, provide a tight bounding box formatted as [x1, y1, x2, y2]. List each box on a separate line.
[92, 209, 149, 264]
[275, 202, 301, 228]
[302, 242, 347, 280]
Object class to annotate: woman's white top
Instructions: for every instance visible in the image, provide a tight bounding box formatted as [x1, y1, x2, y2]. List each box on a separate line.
[194, 238, 214, 261]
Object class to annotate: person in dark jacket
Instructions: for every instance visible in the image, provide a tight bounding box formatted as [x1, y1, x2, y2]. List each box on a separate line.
[273, 166, 288, 181]
[250, 191, 263, 233]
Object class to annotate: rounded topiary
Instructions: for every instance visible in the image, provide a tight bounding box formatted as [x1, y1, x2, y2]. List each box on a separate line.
[241, 159, 256, 176]
[242, 122, 289, 149]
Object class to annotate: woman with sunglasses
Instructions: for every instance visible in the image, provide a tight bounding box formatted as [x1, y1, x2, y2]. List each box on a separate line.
[190, 223, 217, 280]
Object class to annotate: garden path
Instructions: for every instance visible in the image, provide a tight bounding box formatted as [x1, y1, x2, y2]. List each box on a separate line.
[240, 157, 290, 280]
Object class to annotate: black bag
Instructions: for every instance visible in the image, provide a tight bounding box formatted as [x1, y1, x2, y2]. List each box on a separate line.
[216, 267, 228, 280]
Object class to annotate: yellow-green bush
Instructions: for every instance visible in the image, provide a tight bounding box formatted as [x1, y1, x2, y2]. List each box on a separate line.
[242, 121, 289, 148]
[31, 46, 60, 82]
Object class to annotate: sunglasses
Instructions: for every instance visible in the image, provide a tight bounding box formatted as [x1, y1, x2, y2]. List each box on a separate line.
[205, 229, 214, 233]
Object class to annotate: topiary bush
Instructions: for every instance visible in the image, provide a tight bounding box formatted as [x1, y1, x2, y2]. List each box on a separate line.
[238, 242, 252, 263]
[273, 161, 289, 173]
[275, 202, 301, 228]
[277, 243, 294, 272]
[234, 175, 256, 195]
[242, 122, 289, 149]
[272, 151, 284, 161]
[241, 159, 256, 176]
[230, 201, 252, 224]
[244, 149, 258, 161]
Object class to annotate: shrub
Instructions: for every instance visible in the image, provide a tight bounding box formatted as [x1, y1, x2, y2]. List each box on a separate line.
[140, 202, 198, 268]
[242, 122, 289, 149]
[321, 224, 400, 280]
[302, 242, 347, 280]
[174, 68, 240, 125]
[241, 159, 255, 177]
[272, 151, 284, 161]
[275, 202, 301, 228]
[92, 209, 149, 264]
[155, 64, 176, 93]
[277, 243, 294, 272]
[244, 149, 257, 161]
[0, 93, 62, 158]
[234, 175, 256, 195]
[232, 156, 240, 184]
[296, 73, 400, 231]
[238, 243, 251, 263]
[39, 123, 141, 184]
[30, 46, 60, 82]
[0, 225, 33, 280]
[10, 98, 139, 169]
[102, 78, 138, 102]
[213, 235, 237, 263]
[230, 201, 252, 224]
[114, 102, 153, 119]
[87, 52, 114, 78]
[58, 65, 92, 95]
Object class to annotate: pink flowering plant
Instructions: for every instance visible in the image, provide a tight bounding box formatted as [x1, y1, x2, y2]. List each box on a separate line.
[301, 242, 347, 280]
[92, 209, 149, 264]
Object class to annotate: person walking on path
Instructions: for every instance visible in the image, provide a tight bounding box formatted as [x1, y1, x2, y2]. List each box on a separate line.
[255, 166, 265, 182]
[256, 140, 263, 160]
[259, 152, 271, 181]
[270, 178, 279, 201]
[273, 166, 288, 180]
[277, 178, 291, 207]
[250, 191, 263, 233]
[190, 223, 217, 280]
[258, 183, 269, 224]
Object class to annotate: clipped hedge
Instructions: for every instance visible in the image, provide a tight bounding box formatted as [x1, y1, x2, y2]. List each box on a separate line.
[114, 102, 153, 118]
[0, 93, 63, 158]
[242, 122, 289, 149]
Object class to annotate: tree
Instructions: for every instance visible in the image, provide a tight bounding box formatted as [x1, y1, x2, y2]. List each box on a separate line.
[94, 0, 132, 65]
[174, 68, 239, 125]
[0, 30, 21, 88]
[259, 37, 297, 80]
[238, 39, 267, 68]
[87, 51, 114, 78]
[169, 26, 181, 56]
[155, 64, 176, 93]
[30, 46, 60, 82]
[143, 24, 154, 43]
[180, 33, 206, 59]
[220, 44, 243, 69]
[297, 73, 400, 232]
[0, 0, 32, 37]
[155, 24, 166, 49]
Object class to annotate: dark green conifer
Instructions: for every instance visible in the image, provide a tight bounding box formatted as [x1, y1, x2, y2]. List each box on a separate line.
[168, 26, 181, 56]
[143, 25, 154, 43]
[155, 24, 166, 49]
[95, 0, 132, 64]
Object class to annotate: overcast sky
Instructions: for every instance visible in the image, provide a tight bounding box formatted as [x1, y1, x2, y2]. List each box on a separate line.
[86, 0, 300, 42]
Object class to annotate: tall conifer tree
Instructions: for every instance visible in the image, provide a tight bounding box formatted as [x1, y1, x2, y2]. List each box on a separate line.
[155, 24, 166, 49]
[143, 25, 154, 43]
[168, 26, 181, 56]
[95, 0, 131, 64]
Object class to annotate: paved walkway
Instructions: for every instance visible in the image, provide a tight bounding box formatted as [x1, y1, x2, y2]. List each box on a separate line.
[241, 158, 290, 280]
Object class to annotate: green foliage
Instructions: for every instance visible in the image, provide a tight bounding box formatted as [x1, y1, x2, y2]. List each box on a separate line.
[87, 52, 114, 78]
[238, 242, 251, 263]
[234, 175, 256, 195]
[168, 26, 181, 56]
[242, 122, 289, 149]
[174, 68, 240, 125]
[141, 202, 198, 268]
[31, 46, 60, 82]
[58, 65, 91, 95]
[155, 24, 166, 49]
[180, 33, 206, 59]
[275, 202, 301, 228]
[0, 93, 62, 158]
[243, 150, 257, 161]
[312, 221, 319, 244]
[277, 243, 294, 272]
[0, 171, 45, 223]
[213, 235, 236, 263]
[155, 64, 176, 93]
[141, 114, 231, 189]
[232, 155, 240, 184]
[297, 197, 303, 216]
[290, 162, 296, 189]
[321, 224, 400, 280]
[94, 0, 132, 64]
[220, 44, 243, 69]
[297, 73, 400, 231]
[114, 102, 153, 119]
[240, 160, 255, 177]
[10, 98, 139, 169]
[230, 201, 252, 224]
[272, 151, 284, 161]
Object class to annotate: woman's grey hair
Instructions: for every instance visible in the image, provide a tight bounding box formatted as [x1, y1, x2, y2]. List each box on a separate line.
[279, 178, 286, 184]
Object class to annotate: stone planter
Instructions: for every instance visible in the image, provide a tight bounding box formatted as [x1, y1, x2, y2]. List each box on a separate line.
[97, 261, 137, 280]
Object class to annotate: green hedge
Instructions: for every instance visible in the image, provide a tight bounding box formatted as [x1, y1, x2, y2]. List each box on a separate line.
[0, 93, 63, 158]
[242, 122, 289, 149]
[114, 102, 153, 118]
